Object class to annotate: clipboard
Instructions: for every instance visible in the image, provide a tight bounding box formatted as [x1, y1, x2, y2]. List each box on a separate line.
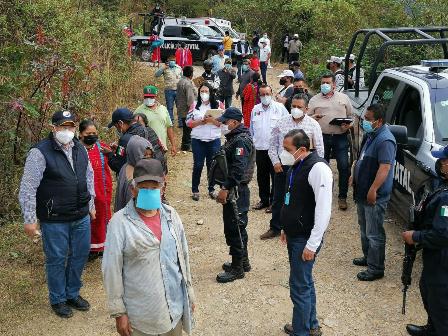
[329, 118, 352, 126]
[205, 109, 224, 119]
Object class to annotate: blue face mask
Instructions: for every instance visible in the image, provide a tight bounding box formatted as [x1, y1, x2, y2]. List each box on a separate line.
[168, 61, 176, 68]
[136, 188, 161, 210]
[362, 119, 375, 133]
[225, 64, 232, 70]
[242, 64, 249, 72]
[320, 83, 332, 95]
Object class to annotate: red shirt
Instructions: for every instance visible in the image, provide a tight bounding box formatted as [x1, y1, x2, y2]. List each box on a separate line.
[139, 212, 162, 241]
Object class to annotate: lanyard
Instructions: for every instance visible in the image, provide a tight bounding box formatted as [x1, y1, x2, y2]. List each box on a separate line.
[288, 160, 304, 192]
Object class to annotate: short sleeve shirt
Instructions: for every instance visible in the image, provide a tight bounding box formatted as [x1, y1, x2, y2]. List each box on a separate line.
[134, 103, 173, 147]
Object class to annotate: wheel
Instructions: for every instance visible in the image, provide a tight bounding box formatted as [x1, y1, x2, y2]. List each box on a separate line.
[141, 49, 152, 62]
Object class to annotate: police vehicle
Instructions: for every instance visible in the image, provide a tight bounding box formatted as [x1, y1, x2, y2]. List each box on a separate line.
[175, 17, 241, 41]
[130, 15, 224, 62]
[343, 27, 448, 222]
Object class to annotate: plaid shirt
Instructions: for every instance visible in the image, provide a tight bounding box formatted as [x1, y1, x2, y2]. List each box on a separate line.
[268, 115, 324, 165]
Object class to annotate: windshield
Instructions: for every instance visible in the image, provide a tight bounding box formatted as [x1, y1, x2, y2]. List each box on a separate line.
[193, 25, 220, 38]
[209, 26, 224, 37]
[432, 87, 448, 145]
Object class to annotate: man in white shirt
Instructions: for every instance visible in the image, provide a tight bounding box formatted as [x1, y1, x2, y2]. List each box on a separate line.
[250, 85, 288, 211]
[261, 94, 324, 240]
[258, 41, 271, 84]
[326, 56, 344, 91]
[279, 129, 332, 336]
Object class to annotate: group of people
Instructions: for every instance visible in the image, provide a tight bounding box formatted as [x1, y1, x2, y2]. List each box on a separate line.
[17, 43, 448, 336]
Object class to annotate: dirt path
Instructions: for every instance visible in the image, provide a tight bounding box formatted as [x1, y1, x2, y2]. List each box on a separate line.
[7, 64, 426, 336]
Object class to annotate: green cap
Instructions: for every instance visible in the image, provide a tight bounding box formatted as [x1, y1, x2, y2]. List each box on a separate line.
[143, 85, 158, 97]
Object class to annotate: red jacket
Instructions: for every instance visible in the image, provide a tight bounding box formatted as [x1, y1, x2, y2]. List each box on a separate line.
[175, 48, 193, 67]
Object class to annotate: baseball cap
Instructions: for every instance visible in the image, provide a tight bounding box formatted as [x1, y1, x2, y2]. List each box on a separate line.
[143, 85, 158, 97]
[431, 145, 448, 159]
[52, 110, 76, 126]
[289, 61, 300, 67]
[327, 56, 342, 64]
[277, 69, 295, 78]
[108, 107, 134, 128]
[218, 45, 224, 51]
[293, 33, 299, 38]
[217, 107, 243, 123]
[133, 158, 164, 184]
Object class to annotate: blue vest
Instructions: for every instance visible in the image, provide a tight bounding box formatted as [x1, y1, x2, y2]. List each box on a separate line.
[354, 125, 397, 203]
[35, 133, 91, 222]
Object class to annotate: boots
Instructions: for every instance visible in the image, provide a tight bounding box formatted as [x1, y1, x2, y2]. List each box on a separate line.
[222, 253, 251, 272]
[406, 323, 437, 336]
[217, 256, 245, 283]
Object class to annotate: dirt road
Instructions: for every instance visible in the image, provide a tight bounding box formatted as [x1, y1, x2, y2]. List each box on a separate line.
[6, 64, 426, 336]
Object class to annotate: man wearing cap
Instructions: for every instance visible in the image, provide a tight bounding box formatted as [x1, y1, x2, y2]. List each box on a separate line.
[134, 85, 177, 156]
[288, 34, 303, 62]
[346, 54, 365, 89]
[327, 56, 345, 91]
[402, 145, 448, 336]
[202, 60, 221, 92]
[214, 108, 255, 283]
[155, 55, 182, 124]
[289, 61, 304, 80]
[275, 70, 295, 105]
[102, 158, 195, 336]
[258, 40, 271, 84]
[18, 110, 96, 318]
[211, 46, 227, 74]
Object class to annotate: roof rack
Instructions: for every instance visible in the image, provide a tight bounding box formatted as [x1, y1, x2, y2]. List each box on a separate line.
[344, 27, 448, 97]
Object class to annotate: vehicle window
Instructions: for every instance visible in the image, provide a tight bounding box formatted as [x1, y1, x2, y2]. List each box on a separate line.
[209, 26, 224, 36]
[371, 76, 400, 119]
[181, 27, 199, 39]
[163, 26, 179, 37]
[432, 88, 448, 145]
[393, 85, 423, 154]
[192, 25, 219, 37]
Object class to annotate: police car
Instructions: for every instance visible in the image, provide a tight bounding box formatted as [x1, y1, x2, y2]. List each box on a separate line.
[343, 27, 448, 222]
[131, 16, 224, 62]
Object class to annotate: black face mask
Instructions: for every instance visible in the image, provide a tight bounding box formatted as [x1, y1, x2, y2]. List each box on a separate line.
[83, 134, 98, 146]
[279, 78, 287, 85]
[294, 88, 305, 94]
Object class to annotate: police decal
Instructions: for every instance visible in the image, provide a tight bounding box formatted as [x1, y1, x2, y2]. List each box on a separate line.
[394, 161, 412, 194]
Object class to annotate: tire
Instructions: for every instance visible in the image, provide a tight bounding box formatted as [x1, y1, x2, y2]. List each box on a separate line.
[141, 49, 152, 62]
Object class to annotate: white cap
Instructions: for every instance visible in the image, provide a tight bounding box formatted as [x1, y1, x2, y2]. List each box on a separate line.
[277, 69, 295, 78]
[343, 54, 356, 61]
[293, 33, 299, 38]
[326, 56, 342, 64]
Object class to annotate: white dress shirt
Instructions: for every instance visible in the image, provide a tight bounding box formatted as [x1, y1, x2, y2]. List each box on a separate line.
[250, 101, 288, 150]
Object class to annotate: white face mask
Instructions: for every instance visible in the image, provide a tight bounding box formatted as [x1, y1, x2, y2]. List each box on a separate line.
[55, 129, 75, 145]
[200, 92, 210, 102]
[279, 148, 302, 166]
[291, 108, 304, 119]
[260, 95, 272, 106]
[221, 124, 230, 135]
[144, 98, 156, 106]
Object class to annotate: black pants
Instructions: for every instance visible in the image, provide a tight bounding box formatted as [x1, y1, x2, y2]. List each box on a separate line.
[260, 61, 268, 84]
[270, 166, 288, 232]
[420, 265, 448, 335]
[323, 133, 350, 199]
[256, 150, 274, 205]
[223, 184, 250, 258]
[180, 117, 191, 151]
[282, 47, 289, 63]
[289, 52, 299, 62]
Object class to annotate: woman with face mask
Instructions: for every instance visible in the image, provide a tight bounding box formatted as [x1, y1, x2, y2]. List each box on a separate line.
[186, 82, 224, 201]
[114, 135, 154, 212]
[78, 119, 113, 261]
[217, 59, 237, 108]
[242, 72, 262, 128]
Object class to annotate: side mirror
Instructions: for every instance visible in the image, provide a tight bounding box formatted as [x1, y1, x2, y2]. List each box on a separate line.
[389, 125, 408, 145]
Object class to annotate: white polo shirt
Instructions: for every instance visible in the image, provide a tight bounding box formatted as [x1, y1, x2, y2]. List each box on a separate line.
[250, 101, 289, 150]
[259, 46, 271, 62]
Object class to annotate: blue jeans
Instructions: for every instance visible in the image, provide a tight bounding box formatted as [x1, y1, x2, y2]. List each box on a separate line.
[260, 61, 268, 84]
[323, 133, 350, 199]
[224, 50, 232, 58]
[165, 89, 177, 124]
[40, 215, 91, 305]
[357, 202, 387, 275]
[191, 138, 221, 193]
[287, 237, 319, 336]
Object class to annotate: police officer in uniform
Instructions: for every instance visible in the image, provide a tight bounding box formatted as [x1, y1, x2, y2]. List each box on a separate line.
[403, 145, 448, 336]
[214, 107, 255, 283]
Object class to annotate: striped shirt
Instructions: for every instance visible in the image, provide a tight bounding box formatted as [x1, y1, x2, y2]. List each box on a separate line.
[268, 115, 324, 165]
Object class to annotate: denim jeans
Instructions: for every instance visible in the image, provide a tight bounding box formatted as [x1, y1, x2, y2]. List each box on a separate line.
[191, 138, 221, 193]
[323, 133, 350, 199]
[357, 201, 387, 275]
[224, 50, 232, 58]
[260, 61, 268, 84]
[270, 166, 288, 232]
[164, 89, 177, 124]
[287, 236, 319, 336]
[40, 215, 91, 305]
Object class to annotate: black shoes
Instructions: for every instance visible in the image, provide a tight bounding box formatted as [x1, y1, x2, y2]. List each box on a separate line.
[66, 296, 90, 311]
[260, 229, 281, 240]
[222, 256, 251, 273]
[352, 257, 368, 267]
[357, 270, 384, 281]
[217, 257, 245, 283]
[283, 323, 322, 336]
[51, 302, 73, 318]
[406, 324, 436, 336]
[252, 201, 269, 210]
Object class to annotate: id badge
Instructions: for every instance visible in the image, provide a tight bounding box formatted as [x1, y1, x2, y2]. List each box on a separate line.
[284, 192, 290, 206]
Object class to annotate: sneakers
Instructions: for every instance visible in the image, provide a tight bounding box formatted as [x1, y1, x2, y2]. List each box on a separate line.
[66, 295, 90, 311]
[51, 302, 73, 318]
[338, 198, 348, 210]
[192, 193, 200, 201]
[260, 229, 281, 240]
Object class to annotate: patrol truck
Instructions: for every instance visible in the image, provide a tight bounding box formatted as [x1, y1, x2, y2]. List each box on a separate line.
[343, 27, 448, 221]
[130, 16, 224, 62]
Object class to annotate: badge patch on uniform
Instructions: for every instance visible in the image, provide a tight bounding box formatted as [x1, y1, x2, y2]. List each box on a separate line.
[235, 147, 244, 156]
[117, 146, 125, 157]
[441, 205, 448, 217]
